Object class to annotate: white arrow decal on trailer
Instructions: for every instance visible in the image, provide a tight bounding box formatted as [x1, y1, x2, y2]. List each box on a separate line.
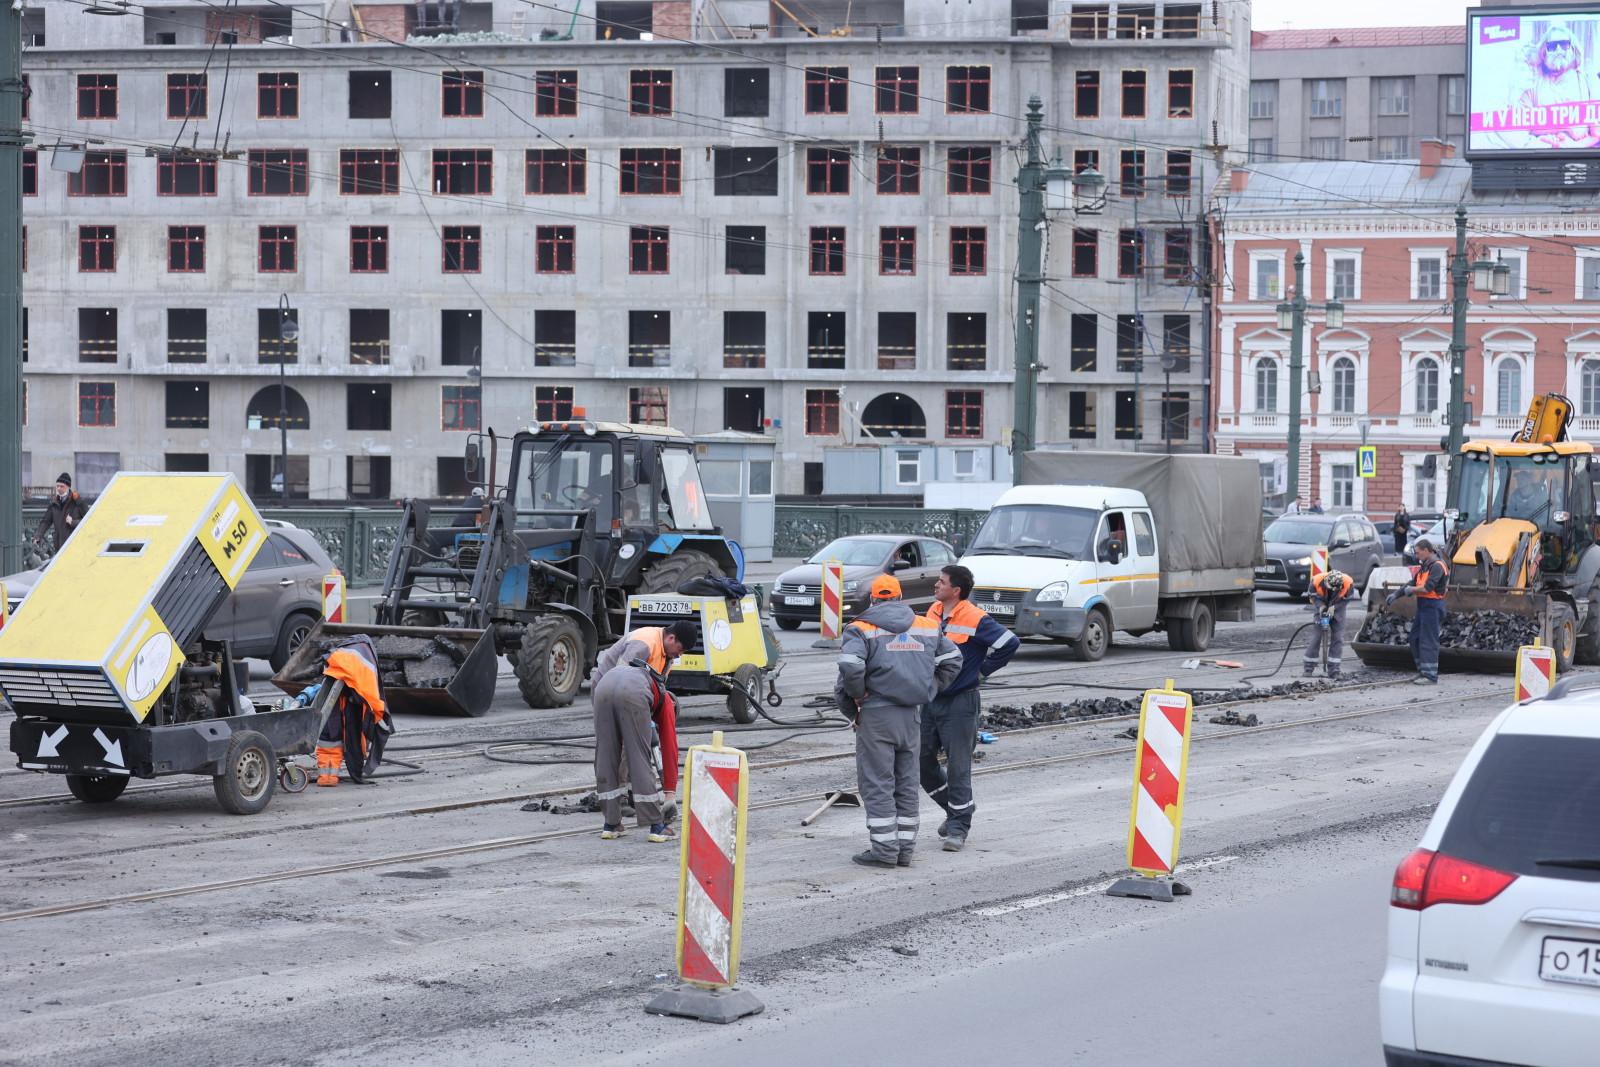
[92, 728, 124, 768]
[36, 725, 68, 758]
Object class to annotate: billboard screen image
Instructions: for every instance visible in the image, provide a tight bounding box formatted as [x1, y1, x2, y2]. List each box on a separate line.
[1469, 9, 1600, 155]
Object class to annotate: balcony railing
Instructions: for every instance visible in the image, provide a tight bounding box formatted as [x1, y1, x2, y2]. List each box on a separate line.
[723, 346, 766, 369]
[258, 342, 299, 363]
[627, 344, 669, 368]
[167, 338, 206, 362]
[1327, 414, 1354, 429]
[350, 340, 390, 366]
[807, 345, 845, 369]
[79, 340, 117, 363]
[1249, 412, 1282, 428]
[878, 346, 916, 371]
[536, 343, 577, 368]
[1495, 415, 1523, 431]
[946, 344, 986, 371]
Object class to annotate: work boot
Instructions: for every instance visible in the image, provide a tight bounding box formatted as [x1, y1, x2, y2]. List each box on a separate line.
[647, 823, 675, 843]
[897, 852, 913, 868]
[852, 851, 897, 869]
[937, 819, 949, 838]
[600, 824, 627, 839]
[943, 834, 967, 853]
[315, 745, 341, 787]
[1302, 668, 1316, 678]
[1327, 669, 1342, 681]
[1411, 674, 1438, 685]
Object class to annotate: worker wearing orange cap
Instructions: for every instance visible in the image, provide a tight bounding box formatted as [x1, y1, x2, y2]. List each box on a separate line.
[834, 574, 961, 868]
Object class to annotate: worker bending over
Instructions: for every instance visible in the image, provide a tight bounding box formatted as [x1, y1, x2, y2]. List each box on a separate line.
[1302, 568, 1355, 679]
[590, 621, 698, 840]
[1387, 539, 1448, 685]
[835, 575, 961, 869]
[920, 564, 1017, 852]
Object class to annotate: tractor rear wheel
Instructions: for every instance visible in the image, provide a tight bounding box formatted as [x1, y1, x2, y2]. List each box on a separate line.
[516, 615, 584, 708]
[1551, 602, 1578, 674]
[638, 549, 725, 594]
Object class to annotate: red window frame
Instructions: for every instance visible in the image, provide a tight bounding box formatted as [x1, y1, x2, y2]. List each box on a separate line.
[22, 150, 35, 196]
[248, 149, 309, 195]
[804, 67, 848, 114]
[166, 72, 208, 119]
[1168, 69, 1194, 118]
[78, 226, 116, 273]
[157, 155, 218, 196]
[810, 226, 845, 276]
[535, 386, 573, 422]
[79, 381, 116, 427]
[806, 147, 850, 195]
[630, 69, 673, 116]
[525, 148, 586, 194]
[1074, 149, 1100, 174]
[876, 146, 920, 195]
[629, 386, 669, 426]
[257, 72, 299, 118]
[441, 70, 485, 117]
[442, 226, 481, 273]
[535, 69, 578, 116]
[1118, 229, 1143, 278]
[442, 385, 481, 431]
[880, 226, 916, 276]
[950, 227, 986, 276]
[945, 390, 983, 438]
[629, 226, 670, 274]
[168, 225, 205, 273]
[432, 148, 493, 195]
[1072, 228, 1098, 277]
[1166, 150, 1192, 196]
[67, 152, 127, 197]
[536, 225, 575, 273]
[805, 388, 841, 436]
[1121, 69, 1147, 119]
[875, 66, 919, 114]
[946, 66, 991, 114]
[340, 149, 400, 196]
[77, 73, 117, 119]
[1119, 149, 1145, 197]
[948, 146, 991, 195]
[258, 226, 297, 273]
[350, 225, 389, 273]
[619, 148, 681, 195]
[1164, 229, 1191, 280]
[1075, 70, 1100, 118]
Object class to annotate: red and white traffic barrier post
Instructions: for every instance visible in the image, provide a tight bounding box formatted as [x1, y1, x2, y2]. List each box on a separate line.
[322, 571, 346, 624]
[811, 558, 845, 649]
[1515, 641, 1555, 701]
[0, 581, 9, 632]
[645, 730, 764, 1024]
[1107, 681, 1195, 903]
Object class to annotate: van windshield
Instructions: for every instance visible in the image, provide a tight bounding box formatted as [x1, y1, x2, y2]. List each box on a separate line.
[969, 505, 1098, 559]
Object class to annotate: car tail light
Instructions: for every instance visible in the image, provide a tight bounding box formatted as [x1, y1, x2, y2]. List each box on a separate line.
[1391, 848, 1517, 910]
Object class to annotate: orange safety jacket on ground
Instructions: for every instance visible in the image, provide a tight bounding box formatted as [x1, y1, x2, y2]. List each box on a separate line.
[1413, 559, 1449, 599]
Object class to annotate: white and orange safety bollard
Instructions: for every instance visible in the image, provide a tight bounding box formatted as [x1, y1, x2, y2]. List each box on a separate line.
[811, 558, 845, 649]
[645, 730, 764, 1024]
[1107, 680, 1195, 902]
[1310, 544, 1329, 586]
[322, 571, 346, 624]
[1515, 640, 1556, 702]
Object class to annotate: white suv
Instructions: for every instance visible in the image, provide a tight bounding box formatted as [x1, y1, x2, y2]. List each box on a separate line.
[1380, 680, 1600, 1066]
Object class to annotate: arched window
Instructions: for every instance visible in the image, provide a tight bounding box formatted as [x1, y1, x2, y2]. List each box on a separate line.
[1414, 357, 1439, 413]
[1583, 360, 1600, 416]
[1331, 356, 1356, 414]
[860, 393, 927, 438]
[246, 385, 309, 430]
[1496, 359, 1522, 416]
[1254, 357, 1278, 412]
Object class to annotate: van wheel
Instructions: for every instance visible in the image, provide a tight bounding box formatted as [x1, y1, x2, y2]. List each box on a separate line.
[1167, 600, 1214, 653]
[1073, 608, 1110, 662]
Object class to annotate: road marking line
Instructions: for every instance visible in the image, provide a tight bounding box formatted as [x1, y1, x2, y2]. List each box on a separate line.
[970, 855, 1240, 916]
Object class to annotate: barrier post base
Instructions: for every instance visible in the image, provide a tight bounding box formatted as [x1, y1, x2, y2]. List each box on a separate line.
[810, 637, 842, 651]
[1106, 875, 1192, 903]
[645, 985, 765, 1024]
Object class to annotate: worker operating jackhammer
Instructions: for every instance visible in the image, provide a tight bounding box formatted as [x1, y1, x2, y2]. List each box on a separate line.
[1387, 538, 1449, 685]
[1302, 568, 1354, 679]
[590, 620, 698, 842]
[835, 575, 961, 869]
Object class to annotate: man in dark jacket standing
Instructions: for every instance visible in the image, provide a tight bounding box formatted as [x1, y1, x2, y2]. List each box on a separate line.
[920, 564, 1018, 852]
[1392, 504, 1411, 555]
[835, 575, 960, 869]
[32, 474, 87, 553]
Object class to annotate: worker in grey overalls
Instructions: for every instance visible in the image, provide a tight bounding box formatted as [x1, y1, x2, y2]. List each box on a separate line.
[1303, 568, 1355, 679]
[835, 575, 961, 869]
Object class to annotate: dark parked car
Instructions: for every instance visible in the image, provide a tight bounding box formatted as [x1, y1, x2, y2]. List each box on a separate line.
[769, 535, 957, 630]
[1255, 513, 1385, 597]
[1, 522, 333, 670]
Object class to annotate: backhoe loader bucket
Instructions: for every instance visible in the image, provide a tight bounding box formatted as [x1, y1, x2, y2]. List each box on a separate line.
[272, 622, 498, 717]
[1352, 584, 1550, 674]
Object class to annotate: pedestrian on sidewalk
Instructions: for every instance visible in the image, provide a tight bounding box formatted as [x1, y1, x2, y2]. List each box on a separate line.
[32, 474, 86, 554]
[1302, 569, 1354, 679]
[919, 564, 1018, 852]
[834, 575, 960, 869]
[1392, 503, 1411, 555]
[1387, 539, 1448, 685]
[590, 621, 697, 841]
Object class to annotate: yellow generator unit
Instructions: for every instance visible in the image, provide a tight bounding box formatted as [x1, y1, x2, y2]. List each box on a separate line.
[4, 473, 323, 814]
[623, 592, 781, 723]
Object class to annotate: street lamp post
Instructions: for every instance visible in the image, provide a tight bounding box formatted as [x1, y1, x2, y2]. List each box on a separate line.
[276, 294, 298, 507]
[1450, 206, 1509, 458]
[1276, 253, 1344, 509]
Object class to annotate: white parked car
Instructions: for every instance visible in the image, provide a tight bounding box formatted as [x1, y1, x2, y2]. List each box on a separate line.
[1380, 679, 1600, 1067]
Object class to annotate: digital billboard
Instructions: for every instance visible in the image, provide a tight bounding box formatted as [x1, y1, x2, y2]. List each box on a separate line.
[1469, 8, 1600, 157]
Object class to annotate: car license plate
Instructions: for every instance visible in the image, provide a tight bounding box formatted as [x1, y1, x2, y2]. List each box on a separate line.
[1255, 566, 1273, 575]
[986, 603, 1015, 616]
[633, 599, 694, 615]
[785, 596, 816, 606]
[1540, 937, 1600, 988]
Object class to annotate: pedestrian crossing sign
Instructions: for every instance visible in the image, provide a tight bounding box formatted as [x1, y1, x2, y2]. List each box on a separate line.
[1358, 446, 1376, 479]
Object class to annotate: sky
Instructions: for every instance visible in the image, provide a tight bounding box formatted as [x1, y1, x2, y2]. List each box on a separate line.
[1252, 0, 1478, 31]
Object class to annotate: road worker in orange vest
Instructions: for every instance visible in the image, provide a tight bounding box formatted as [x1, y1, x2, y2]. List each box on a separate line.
[590, 621, 697, 841]
[1386, 539, 1449, 684]
[1303, 568, 1355, 679]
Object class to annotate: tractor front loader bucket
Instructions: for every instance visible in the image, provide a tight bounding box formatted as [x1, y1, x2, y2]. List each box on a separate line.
[1353, 584, 1550, 674]
[273, 622, 499, 717]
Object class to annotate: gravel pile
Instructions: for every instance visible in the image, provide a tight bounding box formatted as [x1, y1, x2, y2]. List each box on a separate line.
[981, 680, 1333, 730]
[1356, 609, 1540, 651]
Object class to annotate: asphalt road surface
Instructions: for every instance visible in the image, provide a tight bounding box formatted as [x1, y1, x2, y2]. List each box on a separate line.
[0, 586, 1533, 1066]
